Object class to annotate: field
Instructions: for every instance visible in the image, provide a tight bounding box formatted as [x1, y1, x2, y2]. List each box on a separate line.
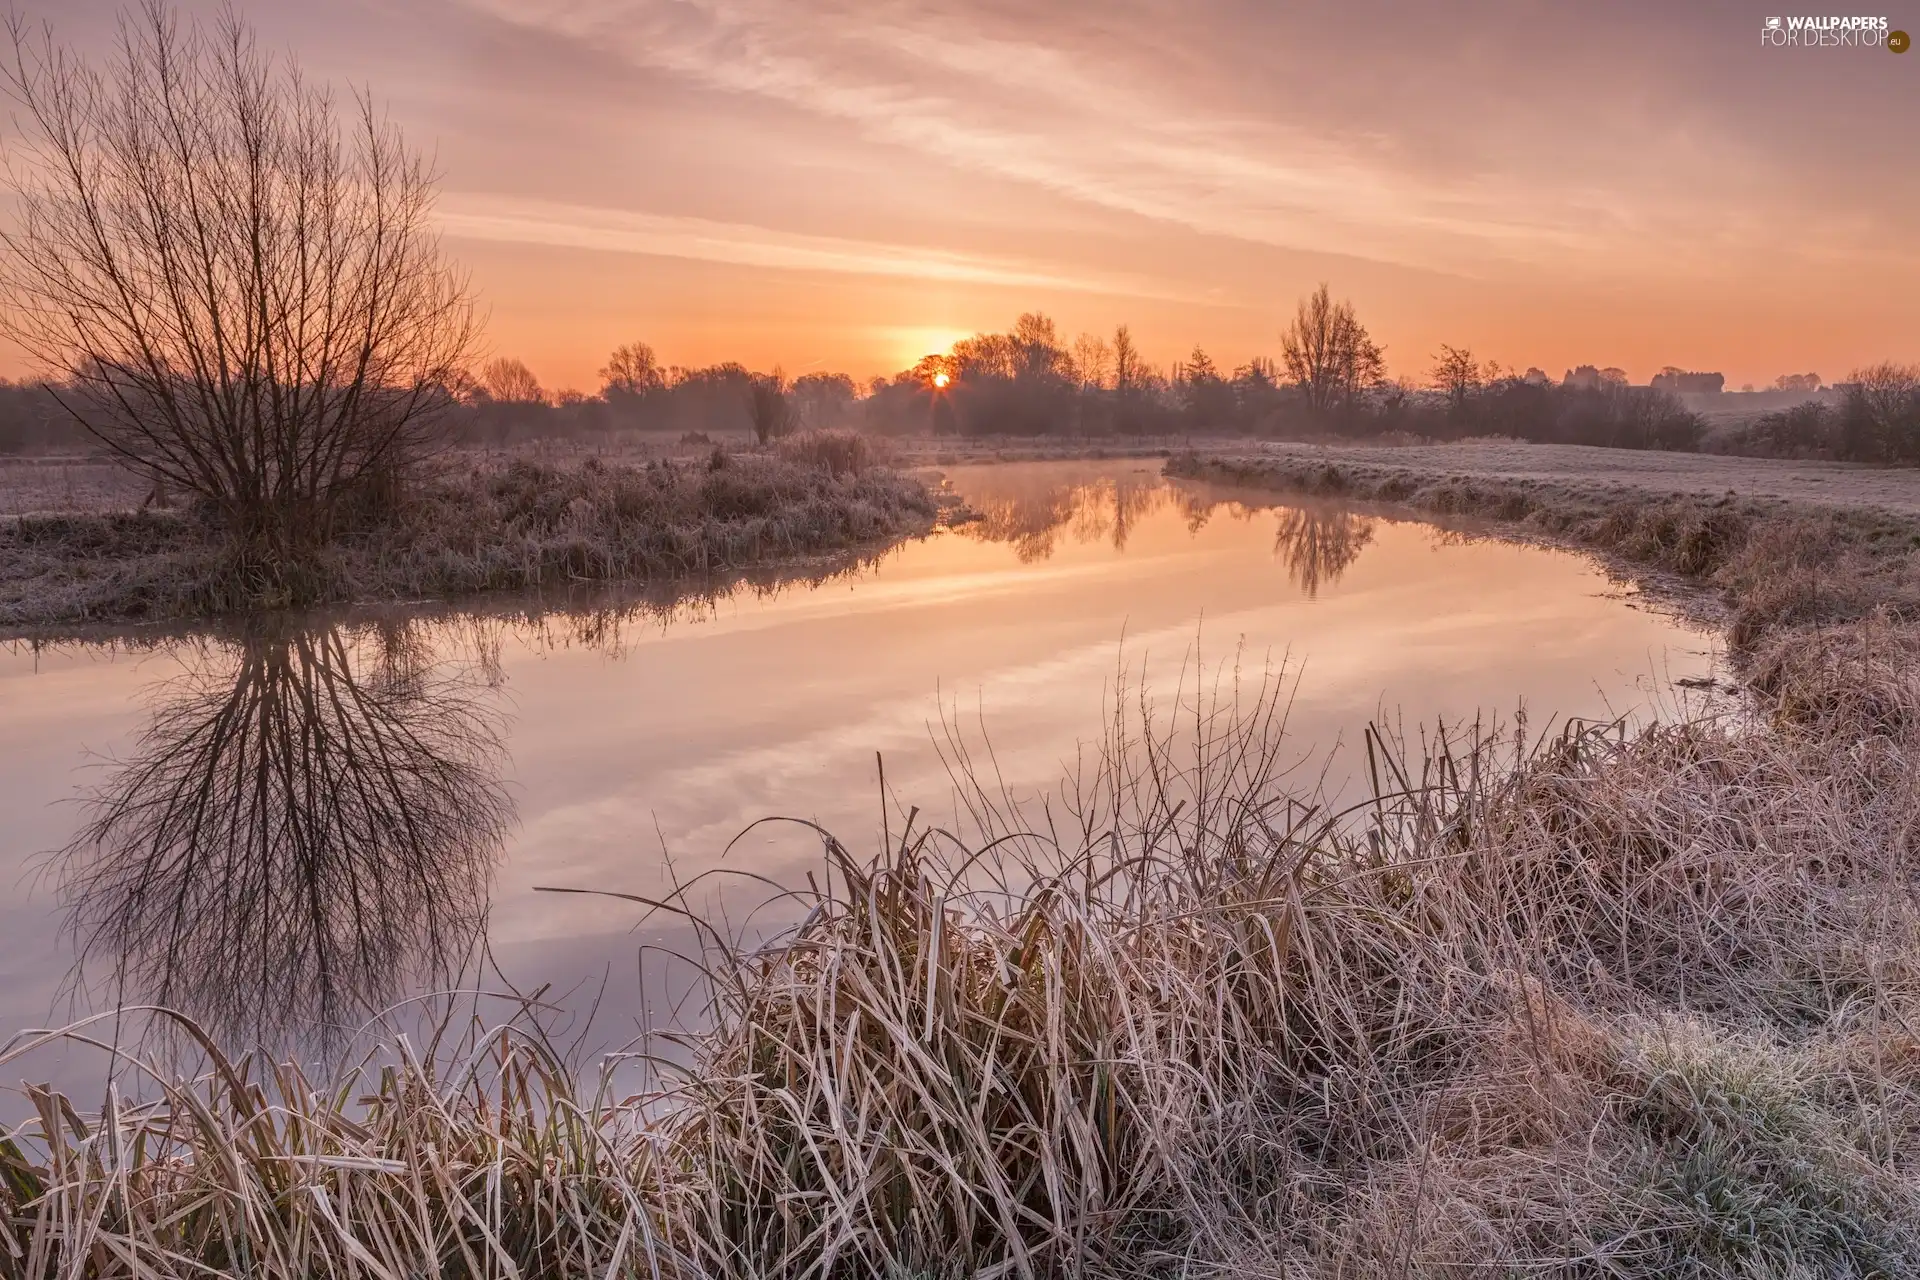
[1220, 437, 1920, 514]
[0, 455, 149, 518]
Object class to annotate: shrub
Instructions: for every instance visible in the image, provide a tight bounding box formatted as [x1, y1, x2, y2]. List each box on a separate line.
[775, 429, 874, 478]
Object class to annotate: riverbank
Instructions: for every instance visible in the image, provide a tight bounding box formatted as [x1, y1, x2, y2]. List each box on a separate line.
[0, 443, 941, 629]
[1170, 443, 1920, 649]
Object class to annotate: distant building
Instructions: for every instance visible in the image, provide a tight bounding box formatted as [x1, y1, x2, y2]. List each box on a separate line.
[1650, 368, 1725, 394]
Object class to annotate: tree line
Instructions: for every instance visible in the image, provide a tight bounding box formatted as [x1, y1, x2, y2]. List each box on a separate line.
[413, 287, 1918, 459]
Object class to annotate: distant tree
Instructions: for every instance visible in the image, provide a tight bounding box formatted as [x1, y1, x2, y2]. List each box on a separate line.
[747, 371, 792, 444]
[1112, 325, 1144, 394]
[1280, 284, 1384, 415]
[481, 357, 545, 405]
[1183, 346, 1219, 382]
[1070, 333, 1112, 390]
[1599, 367, 1629, 386]
[600, 342, 665, 400]
[1843, 362, 1920, 460]
[950, 332, 1017, 380]
[0, 3, 476, 557]
[790, 372, 857, 428]
[1012, 312, 1064, 378]
[1180, 346, 1234, 428]
[1775, 372, 1823, 393]
[909, 354, 957, 387]
[0, 378, 77, 452]
[1430, 345, 1485, 416]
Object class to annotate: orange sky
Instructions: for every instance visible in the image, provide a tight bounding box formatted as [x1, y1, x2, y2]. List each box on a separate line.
[23, 0, 1920, 391]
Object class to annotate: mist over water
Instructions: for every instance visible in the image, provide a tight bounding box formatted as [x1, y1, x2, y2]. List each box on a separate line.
[0, 460, 1715, 1091]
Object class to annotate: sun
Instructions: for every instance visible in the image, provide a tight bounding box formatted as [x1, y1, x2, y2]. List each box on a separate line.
[932, 371, 951, 389]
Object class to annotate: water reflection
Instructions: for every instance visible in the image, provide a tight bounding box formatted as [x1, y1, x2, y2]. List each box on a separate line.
[1272, 508, 1375, 598]
[956, 468, 1213, 561]
[58, 620, 512, 1053]
[951, 462, 1378, 598]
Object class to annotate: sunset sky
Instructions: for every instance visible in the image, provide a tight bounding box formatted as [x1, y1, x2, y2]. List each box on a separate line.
[23, 0, 1920, 391]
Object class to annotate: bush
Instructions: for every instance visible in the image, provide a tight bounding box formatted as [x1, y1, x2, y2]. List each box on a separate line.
[775, 429, 875, 478]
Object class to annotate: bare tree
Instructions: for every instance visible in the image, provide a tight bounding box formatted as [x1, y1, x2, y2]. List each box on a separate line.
[1430, 344, 1485, 416]
[747, 370, 792, 444]
[1850, 362, 1920, 424]
[1069, 332, 1112, 391]
[0, 4, 476, 559]
[1111, 325, 1143, 394]
[600, 340, 664, 401]
[1844, 361, 1920, 460]
[1279, 284, 1384, 415]
[60, 619, 511, 1055]
[790, 371, 856, 428]
[480, 356, 545, 405]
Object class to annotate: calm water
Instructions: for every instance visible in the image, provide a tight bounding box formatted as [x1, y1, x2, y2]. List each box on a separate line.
[0, 460, 1715, 1088]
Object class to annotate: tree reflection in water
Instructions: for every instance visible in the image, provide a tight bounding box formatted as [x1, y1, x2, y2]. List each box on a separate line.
[957, 471, 1213, 562]
[954, 465, 1378, 598]
[1271, 508, 1376, 598]
[59, 620, 513, 1055]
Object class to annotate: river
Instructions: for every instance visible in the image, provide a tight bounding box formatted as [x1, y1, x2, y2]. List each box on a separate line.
[0, 459, 1716, 1092]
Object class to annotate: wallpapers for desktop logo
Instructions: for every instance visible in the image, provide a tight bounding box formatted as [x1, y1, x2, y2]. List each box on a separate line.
[1759, 14, 1908, 49]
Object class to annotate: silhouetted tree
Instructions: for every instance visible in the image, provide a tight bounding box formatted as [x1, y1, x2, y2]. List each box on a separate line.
[1280, 284, 1383, 416]
[1431, 345, 1485, 418]
[790, 372, 857, 428]
[0, 3, 476, 559]
[1842, 362, 1920, 461]
[1070, 333, 1112, 390]
[600, 341, 666, 401]
[1112, 325, 1144, 394]
[748, 371, 793, 444]
[481, 357, 545, 405]
[1179, 346, 1235, 429]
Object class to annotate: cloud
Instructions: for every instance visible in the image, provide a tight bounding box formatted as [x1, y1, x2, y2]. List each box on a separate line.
[449, 0, 1650, 276]
[434, 191, 1210, 298]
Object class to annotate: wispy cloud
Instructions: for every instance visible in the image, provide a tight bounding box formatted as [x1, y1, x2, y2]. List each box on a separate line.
[451, 0, 1651, 275]
[434, 191, 1208, 298]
